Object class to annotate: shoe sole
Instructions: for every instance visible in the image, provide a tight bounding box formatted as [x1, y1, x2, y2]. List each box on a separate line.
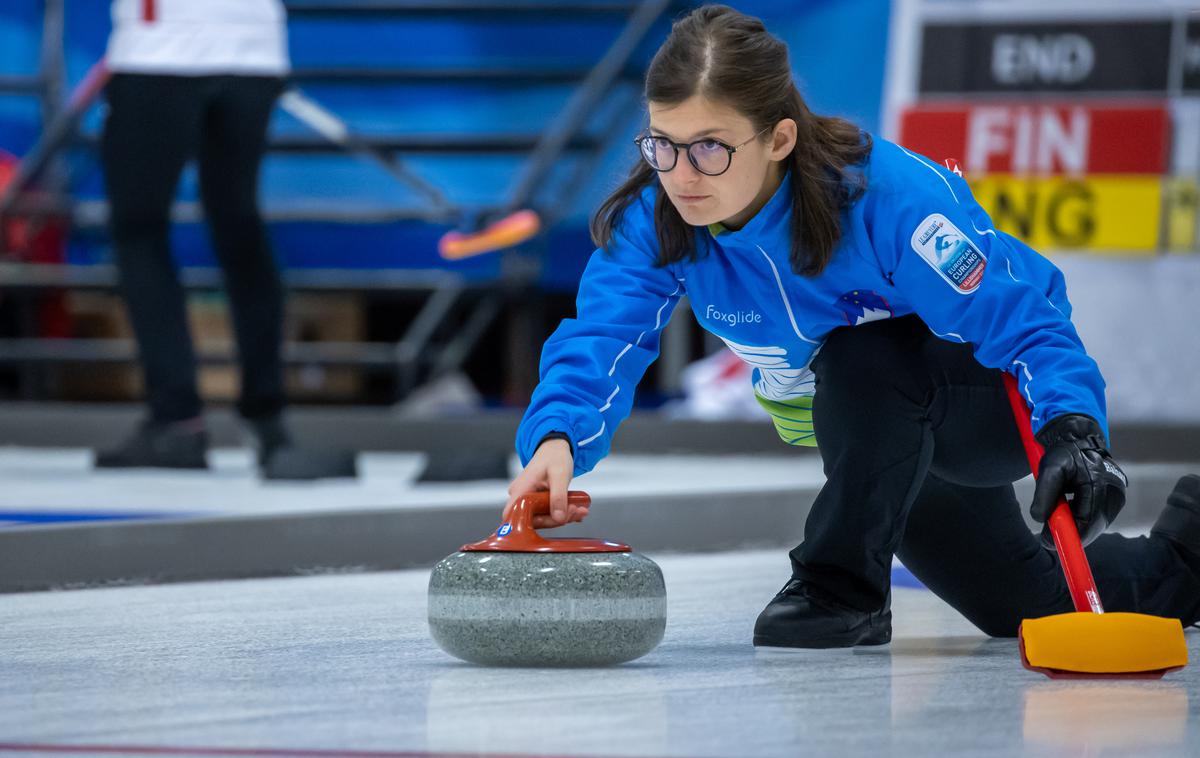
[753, 640, 891, 654]
[752, 614, 892, 651]
[94, 461, 208, 470]
[261, 448, 357, 480]
[752, 632, 891, 652]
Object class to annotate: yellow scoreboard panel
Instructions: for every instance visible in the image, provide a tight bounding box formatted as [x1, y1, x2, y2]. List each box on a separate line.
[966, 175, 1164, 254]
[1163, 178, 1200, 252]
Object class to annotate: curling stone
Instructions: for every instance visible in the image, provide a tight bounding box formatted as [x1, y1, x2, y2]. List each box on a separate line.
[428, 490, 666, 667]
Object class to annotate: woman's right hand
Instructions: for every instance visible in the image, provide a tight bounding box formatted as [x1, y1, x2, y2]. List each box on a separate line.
[503, 439, 587, 529]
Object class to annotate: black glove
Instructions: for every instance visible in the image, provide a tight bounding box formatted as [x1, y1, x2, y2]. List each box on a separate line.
[1030, 414, 1127, 550]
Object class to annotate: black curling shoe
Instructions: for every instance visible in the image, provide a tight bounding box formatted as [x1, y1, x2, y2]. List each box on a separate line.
[1152, 475, 1200, 568]
[95, 418, 209, 470]
[753, 579, 892, 650]
[246, 415, 358, 481]
[1151, 475, 1200, 628]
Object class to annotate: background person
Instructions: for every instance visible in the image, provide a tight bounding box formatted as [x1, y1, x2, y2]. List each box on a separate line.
[96, 0, 355, 479]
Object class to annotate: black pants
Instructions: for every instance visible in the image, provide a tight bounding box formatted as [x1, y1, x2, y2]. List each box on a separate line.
[794, 315, 1200, 636]
[101, 73, 286, 423]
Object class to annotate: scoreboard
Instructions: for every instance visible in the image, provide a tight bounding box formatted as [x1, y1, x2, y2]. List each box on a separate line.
[883, 1, 1200, 255]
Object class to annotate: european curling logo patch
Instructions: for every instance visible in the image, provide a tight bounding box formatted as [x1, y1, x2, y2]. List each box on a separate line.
[910, 213, 986, 294]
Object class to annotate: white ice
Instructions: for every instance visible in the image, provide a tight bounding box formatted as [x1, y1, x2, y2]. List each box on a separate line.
[2, 549, 1198, 758]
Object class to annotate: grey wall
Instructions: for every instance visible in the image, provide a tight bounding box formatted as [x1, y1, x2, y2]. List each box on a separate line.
[1056, 254, 1200, 423]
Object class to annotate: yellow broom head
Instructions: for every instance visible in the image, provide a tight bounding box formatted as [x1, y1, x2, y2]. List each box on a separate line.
[1019, 612, 1188, 679]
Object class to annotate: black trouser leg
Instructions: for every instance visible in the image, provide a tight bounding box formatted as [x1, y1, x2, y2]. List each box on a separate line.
[196, 76, 286, 422]
[894, 475, 1071, 636]
[101, 74, 205, 423]
[1085, 533, 1200, 624]
[793, 315, 1026, 611]
[898, 475, 1200, 636]
[797, 315, 1200, 632]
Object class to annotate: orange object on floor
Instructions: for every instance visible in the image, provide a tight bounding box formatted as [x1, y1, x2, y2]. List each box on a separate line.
[1003, 373, 1188, 679]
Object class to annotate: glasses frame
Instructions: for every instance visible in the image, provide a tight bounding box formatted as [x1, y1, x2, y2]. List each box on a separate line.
[633, 126, 771, 176]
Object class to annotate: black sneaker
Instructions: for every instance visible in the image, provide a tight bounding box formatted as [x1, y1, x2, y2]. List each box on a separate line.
[1152, 475, 1200, 569]
[95, 418, 209, 470]
[753, 579, 891, 650]
[244, 415, 292, 467]
[245, 415, 358, 481]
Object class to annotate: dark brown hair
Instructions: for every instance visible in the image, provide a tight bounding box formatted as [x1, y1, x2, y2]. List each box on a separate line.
[590, 4, 872, 276]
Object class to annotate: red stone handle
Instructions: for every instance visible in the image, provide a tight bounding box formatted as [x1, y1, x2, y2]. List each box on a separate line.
[460, 490, 631, 553]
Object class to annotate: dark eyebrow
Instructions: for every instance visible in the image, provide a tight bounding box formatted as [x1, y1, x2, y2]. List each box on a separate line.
[647, 127, 729, 142]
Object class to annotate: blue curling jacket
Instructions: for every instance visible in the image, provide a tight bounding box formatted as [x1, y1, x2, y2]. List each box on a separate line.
[517, 136, 1108, 477]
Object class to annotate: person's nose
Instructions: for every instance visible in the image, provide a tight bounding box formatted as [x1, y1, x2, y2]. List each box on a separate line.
[669, 152, 703, 184]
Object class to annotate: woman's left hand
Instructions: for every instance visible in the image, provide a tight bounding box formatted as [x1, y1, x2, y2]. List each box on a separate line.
[1030, 413, 1127, 549]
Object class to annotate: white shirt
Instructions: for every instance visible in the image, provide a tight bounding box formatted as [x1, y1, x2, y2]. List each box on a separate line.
[106, 0, 290, 76]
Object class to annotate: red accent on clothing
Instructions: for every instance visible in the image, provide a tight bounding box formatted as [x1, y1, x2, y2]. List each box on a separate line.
[143, 0, 156, 22]
[942, 158, 963, 177]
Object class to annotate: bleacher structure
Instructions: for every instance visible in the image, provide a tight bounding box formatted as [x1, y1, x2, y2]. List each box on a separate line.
[0, 0, 687, 403]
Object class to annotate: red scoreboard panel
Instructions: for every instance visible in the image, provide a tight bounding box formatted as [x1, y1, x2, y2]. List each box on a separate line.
[898, 103, 1170, 176]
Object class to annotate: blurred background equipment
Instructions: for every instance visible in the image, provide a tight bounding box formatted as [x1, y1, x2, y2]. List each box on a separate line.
[0, 0, 694, 412]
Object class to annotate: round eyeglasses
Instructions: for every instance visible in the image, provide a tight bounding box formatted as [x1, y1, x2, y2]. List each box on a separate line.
[634, 127, 770, 177]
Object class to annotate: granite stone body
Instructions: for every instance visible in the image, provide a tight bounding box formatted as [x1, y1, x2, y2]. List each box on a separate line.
[428, 551, 667, 667]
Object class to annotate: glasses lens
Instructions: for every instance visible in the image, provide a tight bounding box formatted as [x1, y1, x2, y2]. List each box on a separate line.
[640, 136, 676, 171]
[688, 139, 731, 175]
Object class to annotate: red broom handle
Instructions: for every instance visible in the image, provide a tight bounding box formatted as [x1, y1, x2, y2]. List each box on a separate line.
[1002, 373, 1105, 614]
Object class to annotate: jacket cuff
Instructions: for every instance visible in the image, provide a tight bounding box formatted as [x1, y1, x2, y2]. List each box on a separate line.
[1034, 413, 1106, 448]
[537, 431, 573, 454]
[518, 416, 574, 467]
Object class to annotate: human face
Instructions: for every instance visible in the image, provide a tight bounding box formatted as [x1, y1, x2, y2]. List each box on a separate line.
[646, 95, 794, 229]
